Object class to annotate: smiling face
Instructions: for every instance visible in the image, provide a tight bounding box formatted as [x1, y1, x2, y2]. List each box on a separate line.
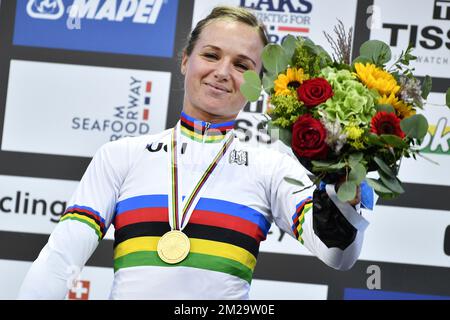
[181, 19, 264, 123]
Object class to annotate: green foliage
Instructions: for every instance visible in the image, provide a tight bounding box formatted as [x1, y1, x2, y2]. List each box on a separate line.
[358, 40, 392, 67]
[240, 71, 261, 102]
[262, 44, 289, 75]
[400, 114, 429, 140]
[446, 88, 450, 109]
[269, 94, 304, 128]
[421, 76, 432, 99]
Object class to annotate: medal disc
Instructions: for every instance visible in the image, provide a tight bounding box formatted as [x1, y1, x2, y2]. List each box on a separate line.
[157, 230, 190, 264]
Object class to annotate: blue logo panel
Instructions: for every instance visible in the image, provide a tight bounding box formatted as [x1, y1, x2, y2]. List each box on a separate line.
[13, 0, 179, 57]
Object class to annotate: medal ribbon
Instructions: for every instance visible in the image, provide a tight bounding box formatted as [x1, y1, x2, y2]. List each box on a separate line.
[169, 121, 234, 231]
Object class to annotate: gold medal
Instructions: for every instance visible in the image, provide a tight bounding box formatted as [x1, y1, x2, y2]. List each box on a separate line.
[157, 230, 190, 264]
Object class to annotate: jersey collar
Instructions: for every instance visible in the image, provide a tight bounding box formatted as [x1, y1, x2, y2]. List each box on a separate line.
[180, 111, 235, 143]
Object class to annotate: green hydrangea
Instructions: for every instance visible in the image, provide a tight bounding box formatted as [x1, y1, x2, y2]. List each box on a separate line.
[269, 94, 304, 128]
[318, 67, 378, 126]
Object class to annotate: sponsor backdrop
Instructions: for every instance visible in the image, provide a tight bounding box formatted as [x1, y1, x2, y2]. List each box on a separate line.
[0, 0, 449, 300]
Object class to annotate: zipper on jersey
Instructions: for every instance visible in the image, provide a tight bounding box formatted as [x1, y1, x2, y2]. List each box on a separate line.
[202, 122, 211, 144]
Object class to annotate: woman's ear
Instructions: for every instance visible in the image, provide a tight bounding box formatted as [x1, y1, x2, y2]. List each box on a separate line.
[181, 51, 188, 75]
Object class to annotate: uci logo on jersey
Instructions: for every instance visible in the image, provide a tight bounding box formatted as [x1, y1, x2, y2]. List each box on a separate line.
[27, 0, 65, 20]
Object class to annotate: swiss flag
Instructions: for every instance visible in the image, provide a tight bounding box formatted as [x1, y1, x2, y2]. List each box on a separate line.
[68, 280, 90, 300]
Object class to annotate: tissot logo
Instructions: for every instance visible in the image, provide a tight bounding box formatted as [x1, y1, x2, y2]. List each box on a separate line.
[27, 0, 65, 20]
[239, 0, 313, 44]
[433, 0, 450, 20]
[383, 23, 450, 50]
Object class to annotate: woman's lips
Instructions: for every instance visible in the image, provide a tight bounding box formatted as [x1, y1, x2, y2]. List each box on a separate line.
[205, 82, 231, 93]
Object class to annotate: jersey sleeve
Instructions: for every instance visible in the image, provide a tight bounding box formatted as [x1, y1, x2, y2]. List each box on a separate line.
[18, 138, 130, 299]
[267, 152, 369, 271]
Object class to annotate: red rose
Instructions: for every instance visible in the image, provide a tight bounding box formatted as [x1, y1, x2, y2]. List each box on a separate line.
[291, 114, 329, 160]
[297, 77, 333, 108]
[371, 111, 405, 138]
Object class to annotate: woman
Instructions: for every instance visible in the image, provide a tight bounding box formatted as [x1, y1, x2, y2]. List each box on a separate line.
[18, 6, 368, 300]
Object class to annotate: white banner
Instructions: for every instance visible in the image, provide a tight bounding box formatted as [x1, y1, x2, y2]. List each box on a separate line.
[0, 175, 114, 239]
[398, 92, 450, 186]
[193, 0, 358, 51]
[370, 0, 450, 78]
[2, 60, 171, 157]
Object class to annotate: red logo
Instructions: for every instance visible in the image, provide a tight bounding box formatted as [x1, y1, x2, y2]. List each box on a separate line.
[68, 280, 90, 300]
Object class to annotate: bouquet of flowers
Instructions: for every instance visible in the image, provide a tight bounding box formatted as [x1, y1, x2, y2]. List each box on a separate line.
[240, 23, 449, 202]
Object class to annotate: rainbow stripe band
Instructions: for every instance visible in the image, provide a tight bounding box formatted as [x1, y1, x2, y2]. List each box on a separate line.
[112, 195, 270, 283]
[291, 197, 313, 244]
[60, 205, 107, 240]
[180, 111, 235, 143]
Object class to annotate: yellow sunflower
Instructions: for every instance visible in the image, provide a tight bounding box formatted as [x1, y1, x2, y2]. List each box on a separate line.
[378, 93, 416, 119]
[354, 63, 400, 96]
[274, 67, 308, 96]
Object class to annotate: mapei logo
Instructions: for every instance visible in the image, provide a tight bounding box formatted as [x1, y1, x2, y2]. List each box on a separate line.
[26, 0, 164, 24]
[27, 0, 65, 20]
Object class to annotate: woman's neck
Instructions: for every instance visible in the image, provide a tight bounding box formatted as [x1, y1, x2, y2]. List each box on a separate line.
[182, 107, 238, 124]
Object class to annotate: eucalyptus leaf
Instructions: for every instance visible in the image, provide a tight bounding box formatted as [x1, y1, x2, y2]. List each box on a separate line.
[352, 56, 373, 66]
[284, 177, 305, 187]
[359, 40, 392, 66]
[367, 133, 387, 147]
[262, 44, 289, 75]
[337, 181, 357, 203]
[375, 104, 396, 114]
[268, 122, 292, 146]
[380, 134, 408, 148]
[400, 114, 429, 140]
[374, 156, 395, 176]
[366, 178, 392, 194]
[378, 170, 405, 194]
[311, 160, 346, 170]
[446, 87, 450, 109]
[374, 191, 398, 200]
[262, 72, 276, 93]
[421, 75, 432, 99]
[281, 35, 298, 65]
[240, 71, 262, 102]
[348, 163, 366, 184]
[348, 153, 364, 166]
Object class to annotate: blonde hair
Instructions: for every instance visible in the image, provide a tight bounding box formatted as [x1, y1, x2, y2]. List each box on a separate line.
[184, 6, 268, 56]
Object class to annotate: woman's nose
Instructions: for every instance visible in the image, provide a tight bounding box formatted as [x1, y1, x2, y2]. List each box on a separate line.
[214, 59, 231, 81]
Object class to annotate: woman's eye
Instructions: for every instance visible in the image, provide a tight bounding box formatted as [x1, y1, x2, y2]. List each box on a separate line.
[203, 53, 218, 60]
[235, 63, 249, 71]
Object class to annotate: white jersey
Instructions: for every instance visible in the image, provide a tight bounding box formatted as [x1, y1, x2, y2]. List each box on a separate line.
[18, 112, 369, 300]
